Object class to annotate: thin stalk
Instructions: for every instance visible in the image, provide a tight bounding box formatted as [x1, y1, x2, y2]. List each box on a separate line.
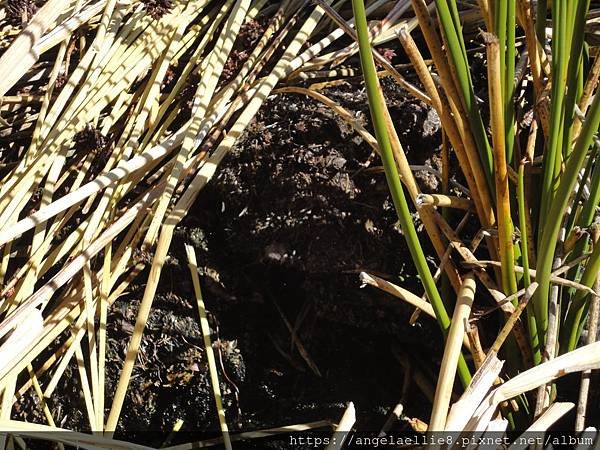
[494, 0, 508, 74]
[505, 0, 516, 164]
[26, 364, 62, 443]
[562, 226, 600, 352]
[485, 31, 517, 295]
[97, 243, 111, 430]
[352, 0, 471, 387]
[564, 148, 596, 237]
[534, 91, 600, 349]
[428, 273, 476, 433]
[539, 0, 568, 224]
[490, 282, 539, 354]
[570, 147, 600, 255]
[560, 0, 590, 161]
[185, 245, 232, 450]
[575, 259, 600, 431]
[518, 159, 540, 363]
[434, 0, 494, 191]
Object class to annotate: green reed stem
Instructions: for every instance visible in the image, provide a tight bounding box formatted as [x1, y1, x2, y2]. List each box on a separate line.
[534, 89, 600, 350]
[561, 0, 590, 161]
[562, 235, 600, 352]
[539, 0, 568, 225]
[518, 162, 540, 363]
[505, 0, 516, 164]
[351, 0, 471, 387]
[565, 149, 596, 237]
[435, 0, 494, 193]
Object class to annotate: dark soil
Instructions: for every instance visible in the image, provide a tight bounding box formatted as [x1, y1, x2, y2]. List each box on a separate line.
[12, 76, 504, 448]
[110, 78, 450, 447]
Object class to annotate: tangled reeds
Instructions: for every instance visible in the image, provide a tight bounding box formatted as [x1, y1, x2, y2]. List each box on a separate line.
[0, 0, 414, 445]
[1, 0, 600, 446]
[352, 0, 600, 441]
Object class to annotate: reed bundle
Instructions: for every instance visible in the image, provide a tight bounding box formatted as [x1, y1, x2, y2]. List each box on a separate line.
[350, 0, 600, 439]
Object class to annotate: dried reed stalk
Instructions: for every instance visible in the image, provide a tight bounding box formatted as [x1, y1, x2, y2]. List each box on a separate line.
[428, 273, 476, 433]
[185, 244, 232, 450]
[326, 402, 356, 450]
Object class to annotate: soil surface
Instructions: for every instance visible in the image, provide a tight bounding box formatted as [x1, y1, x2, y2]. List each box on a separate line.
[14, 75, 456, 448]
[111, 77, 448, 447]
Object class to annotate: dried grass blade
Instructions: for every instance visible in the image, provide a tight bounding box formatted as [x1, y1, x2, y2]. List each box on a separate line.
[0, 0, 72, 97]
[105, 1, 332, 433]
[466, 342, 600, 432]
[185, 244, 232, 450]
[326, 402, 356, 450]
[445, 354, 504, 431]
[508, 403, 575, 450]
[163, 420, 332, 450]
[428, 273, 476, 432]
